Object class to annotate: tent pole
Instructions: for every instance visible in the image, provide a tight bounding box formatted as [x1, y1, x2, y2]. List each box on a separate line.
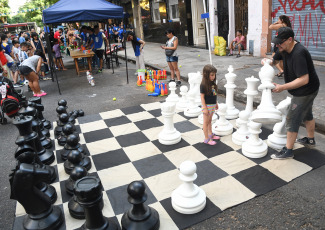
[123, 16, 129, 84]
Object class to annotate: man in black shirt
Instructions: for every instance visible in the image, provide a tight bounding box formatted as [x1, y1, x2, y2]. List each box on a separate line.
[266, 27, 320, 159]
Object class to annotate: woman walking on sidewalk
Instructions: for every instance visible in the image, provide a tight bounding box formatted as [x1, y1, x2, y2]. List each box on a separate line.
[128, 32, 145, 75]
[161, 29, 181, 86]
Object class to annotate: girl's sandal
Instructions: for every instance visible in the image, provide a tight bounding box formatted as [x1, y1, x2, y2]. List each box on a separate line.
[209, 134, 220, 140]
[204, 139, 216, 145]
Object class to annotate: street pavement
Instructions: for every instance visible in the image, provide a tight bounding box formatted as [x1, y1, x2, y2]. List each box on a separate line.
[0, 41, 324, 229]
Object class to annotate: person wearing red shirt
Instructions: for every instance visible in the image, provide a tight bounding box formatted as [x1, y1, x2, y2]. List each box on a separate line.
[228, 30, 246, 58]
[54, 28, 63, 40]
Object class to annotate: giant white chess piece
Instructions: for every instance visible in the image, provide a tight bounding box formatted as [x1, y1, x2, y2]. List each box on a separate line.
[251, 60, 282, 124]
[267, 97, 292, 150]
[225, 65, 239, 119]
[172, 161, 206, 214]
[166, 82, 179, 104]
[232, 110, 250, 146]
[236, 76, 259, 127]
[184, 89, 201, 117]
[242, 121, 268, 158]
[159, 102, 181, 145]
[187, 72, 202, 106]
[176, 85, 189, 111]
[198, 111, 218, 125]
[212, 103, 233, 136]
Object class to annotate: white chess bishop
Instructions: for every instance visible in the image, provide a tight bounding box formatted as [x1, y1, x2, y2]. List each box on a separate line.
[166, 81, 179, 104]
[225, 65, 239, 119]
[242, 121, 268, 158]
[232, 110, 250, 146]
[267, 97, 292, 150]
[176, 85, 189, 111]
[251, 60, 282, 124]
[212, 103, 233, 136]
[171, 161, 206, 214]
[158, 102, 181, 145]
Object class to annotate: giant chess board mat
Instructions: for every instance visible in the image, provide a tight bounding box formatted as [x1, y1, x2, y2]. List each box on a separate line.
[13, 102, 325, 230]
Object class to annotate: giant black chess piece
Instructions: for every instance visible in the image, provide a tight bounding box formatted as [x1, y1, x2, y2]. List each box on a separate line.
[25, 102, 50, 138]
[61, 133, 85, 161]
[75, 176, 118, 230]
[15, 147, 57, 204]
[58, 123, 77, 146]
[121, 181, 160, 230]
[54, 113, 76, 138]
[19, 106, 52, 149]
[13, 115, 55, 165]
[64, 149, 92, 175]
[28, 97, 52, 129]
[9, 163, 63, 230]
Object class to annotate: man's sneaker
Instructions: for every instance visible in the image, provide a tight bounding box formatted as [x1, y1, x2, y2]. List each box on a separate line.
[236, 54, 241, 58]
[296, 137, 316, 147]
[271, 147, 294, 160]
[228, 53, 233, 56]
[176, 81, 181, 86]
[169, 79, 175, 83]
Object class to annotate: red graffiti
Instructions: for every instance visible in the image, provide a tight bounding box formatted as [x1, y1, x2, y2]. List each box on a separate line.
[277, 0, 325, 14]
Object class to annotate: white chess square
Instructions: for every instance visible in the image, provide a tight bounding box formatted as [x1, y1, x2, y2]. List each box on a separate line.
[164, 146, 207, 167]
[123, 142, 161, 162]
[219, 134, 242, 151]
[100, 109, 125, 120]
[86, 138, 121, 156]
[182, 129, 204, 145]
[79, 120, 108, 133]
[126, 111, 155, 123]
[109, 123, 140, 137]
[142, 126, 162, 141]
[149, 202, 178, 230]
[141, 102, 162, 111]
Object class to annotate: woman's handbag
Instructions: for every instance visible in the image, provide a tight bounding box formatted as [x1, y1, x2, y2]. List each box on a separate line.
[165, 37, 175, 56]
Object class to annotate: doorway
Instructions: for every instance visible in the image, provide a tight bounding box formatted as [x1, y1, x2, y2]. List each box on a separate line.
[191, 0, 206, 46]
[217, 0, 229, 42]
[234, 0, 248, 35]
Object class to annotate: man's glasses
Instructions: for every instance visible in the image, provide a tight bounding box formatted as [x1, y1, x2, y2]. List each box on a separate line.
[276, 38, 288, 45]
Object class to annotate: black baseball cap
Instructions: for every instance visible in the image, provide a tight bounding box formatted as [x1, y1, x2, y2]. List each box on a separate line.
[272, 27, 295, 44]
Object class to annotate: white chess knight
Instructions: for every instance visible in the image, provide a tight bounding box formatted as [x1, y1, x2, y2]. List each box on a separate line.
[242, 121, 268, 158]
[166, 81, 179, 104]
[212, 103, 233, 136]
[184, 89, 201, 118]
[171, 161, 206, 214]
[267, 97, 292, 150]
[225, 65, 239, 119]
[232, 110, 250, 146]
[176, 85, 189, 111]
[158, 102, 181, 145]
[236, 76, 259, 128]
[251, 60, 282, 124]
[187, 72, 203, 106]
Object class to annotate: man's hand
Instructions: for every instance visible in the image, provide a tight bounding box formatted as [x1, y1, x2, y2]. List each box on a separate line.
[272, 83, 284, 93]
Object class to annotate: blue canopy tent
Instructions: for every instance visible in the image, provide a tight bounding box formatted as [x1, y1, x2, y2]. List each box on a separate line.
[42, 0, 129, 94]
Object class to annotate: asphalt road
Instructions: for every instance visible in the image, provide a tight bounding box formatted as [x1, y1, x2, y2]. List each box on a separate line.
[1, 58, 324, 229]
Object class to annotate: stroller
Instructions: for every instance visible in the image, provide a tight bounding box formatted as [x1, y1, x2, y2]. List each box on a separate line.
[0, 76, 27, 124]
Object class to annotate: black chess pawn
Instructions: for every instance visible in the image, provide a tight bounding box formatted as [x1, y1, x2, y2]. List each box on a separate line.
[58, 99, 67, 107]
[28, 97, 52, 129]
[14, 115, 55, 165]
[61, 133, 85, 161]
[9, 163, 63, 230]
[74, 176, 118, 230]
[121, 181, 160, 230]
[58, 123, 77, 146]
[19, 106, 52, 149]
[56, 105, 68, 118]
[66, 166, 88, 195]
[54, 113, 70, 137]
[78, 109, 85, 117]
[64, 150, 92, 175]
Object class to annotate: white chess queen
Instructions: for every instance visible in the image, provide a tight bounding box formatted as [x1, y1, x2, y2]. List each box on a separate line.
[200, 65, 220, 145]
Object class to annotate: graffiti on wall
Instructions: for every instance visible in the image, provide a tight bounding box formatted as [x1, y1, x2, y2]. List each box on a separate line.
[271, 0, 325, 48]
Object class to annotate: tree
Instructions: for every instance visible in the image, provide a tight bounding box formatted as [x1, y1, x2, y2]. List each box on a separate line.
[0, 0, 10, 23]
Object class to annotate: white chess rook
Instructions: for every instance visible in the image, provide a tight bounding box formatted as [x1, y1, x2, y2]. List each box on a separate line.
[251, 61, 282, 124]
[176, 85, 189, 111]
[232, 110, 250, 146]
[212, 103, 233, 136]
[158, 102, 181, 145]
[166, 82, 179, 104]
[184, 90, 201, 118]
[172, 161, 206, 214]
[225, 65, 239, 119]
[242, 121, 268, 158]
[267, 97, 292, 150]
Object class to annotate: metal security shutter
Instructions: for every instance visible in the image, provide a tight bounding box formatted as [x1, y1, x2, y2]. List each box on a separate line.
[271, 1, 325, 61]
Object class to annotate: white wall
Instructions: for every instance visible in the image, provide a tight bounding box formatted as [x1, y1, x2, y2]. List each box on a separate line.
[209, 0, 218, 48]
[246, 0, 263, 56]
[228, 0, 235, 45]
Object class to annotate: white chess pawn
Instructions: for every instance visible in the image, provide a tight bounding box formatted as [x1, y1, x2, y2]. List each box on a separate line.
[212, 103, 233, 136]
[166, 82, 179, 104]
[242, 121, 268, 158]
[184, 90, 201, 118]
[267, 97, 292, 150]
[232, 110, 250, 145]
[225, 65, 239, 119]
[172, 161, 206, 214]
[176, 85, 189, 111]
[158, 102, 181, 145]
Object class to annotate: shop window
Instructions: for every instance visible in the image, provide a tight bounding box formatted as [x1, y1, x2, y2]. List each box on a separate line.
[151, 1, 161, 23]
[167, 0, 179, 21]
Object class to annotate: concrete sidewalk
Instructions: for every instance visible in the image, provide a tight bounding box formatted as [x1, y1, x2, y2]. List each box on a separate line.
[117, 42, 325, 133]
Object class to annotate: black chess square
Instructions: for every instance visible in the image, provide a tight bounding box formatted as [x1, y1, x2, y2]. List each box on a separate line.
[177, 111, 192, 120]
[121, 105, 145, 115]
[134, 118, 163, 131]
[160, 197, 221, 230]
[195, 160, 228, 186]
[115, 131, 150, 148]
[232, 165, 286, 196]
[237, 147, 278, 164]
[83, 128, 114, 143]
[92, 149, 131, 171]
[152, 139, 190, 153]
[106, 180, 157, 215]
[104, 116, 132, 127]
[74, 125, 81, 134]
[193, 141, 234, 158]
[294, 147, 325, 168]
[148, 108, 162, 117]
[77, 114, 103, 124]
[175, 120, 200, 133]
[132, 154, 176, 179]
[260, 127, 274, 140]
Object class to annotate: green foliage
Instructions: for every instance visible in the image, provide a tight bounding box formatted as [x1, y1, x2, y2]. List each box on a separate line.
[0, 0, 10, 22]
